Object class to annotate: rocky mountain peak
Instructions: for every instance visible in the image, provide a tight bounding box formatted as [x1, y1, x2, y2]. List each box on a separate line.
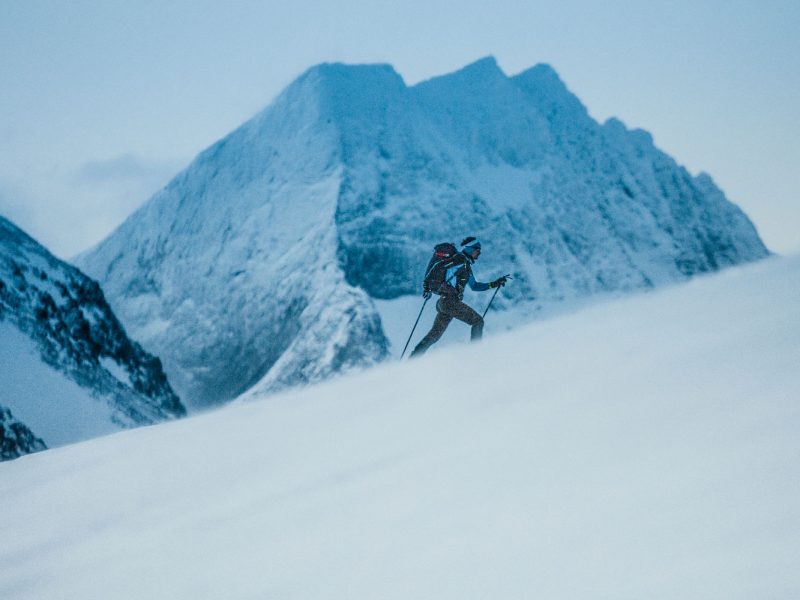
[77, 59, 769, 408]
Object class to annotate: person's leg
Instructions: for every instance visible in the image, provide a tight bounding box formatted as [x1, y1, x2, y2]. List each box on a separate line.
[447, 298, 484, 341]
[409, 300, 453, 357]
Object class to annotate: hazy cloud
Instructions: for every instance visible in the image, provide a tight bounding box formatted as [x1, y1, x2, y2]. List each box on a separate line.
[74, 154, 180, 186]
[0, 154, 186, 259]
[0, 126, 19, 144]
[0, 179, 37, 232]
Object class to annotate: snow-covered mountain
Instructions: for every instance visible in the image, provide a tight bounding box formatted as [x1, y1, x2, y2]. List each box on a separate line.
[2, 254, 798, 599]
[77, 57, 769, 409]
[0, 215, 185, 455]
[0, 405, 46, 460]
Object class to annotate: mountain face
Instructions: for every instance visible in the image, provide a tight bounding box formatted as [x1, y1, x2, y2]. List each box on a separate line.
[77, 57, 769, 409]
[0, 216, 185, 454]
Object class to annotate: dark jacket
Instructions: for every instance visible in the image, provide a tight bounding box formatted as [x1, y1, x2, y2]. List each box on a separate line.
[439, 252, 490, 299]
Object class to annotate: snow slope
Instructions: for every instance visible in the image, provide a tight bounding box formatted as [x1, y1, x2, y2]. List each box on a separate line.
[2, 254, 797, 599]
[77, 57, 768, 409]
[0, 322, 118, 446]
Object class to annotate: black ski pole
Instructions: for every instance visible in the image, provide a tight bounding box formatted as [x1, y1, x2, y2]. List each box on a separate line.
[482, 275, 511, 319]
[400, 296, 429, 359]
[482, 287, 500, 319]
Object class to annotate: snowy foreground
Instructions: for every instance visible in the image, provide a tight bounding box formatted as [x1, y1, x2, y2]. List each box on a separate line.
[2, 255, 799, 599]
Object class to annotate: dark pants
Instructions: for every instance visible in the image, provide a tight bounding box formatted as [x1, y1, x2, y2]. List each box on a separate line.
[409, 296, 484, 357]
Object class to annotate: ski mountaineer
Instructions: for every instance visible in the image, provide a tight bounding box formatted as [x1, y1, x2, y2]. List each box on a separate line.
[409, 237, 508, 358]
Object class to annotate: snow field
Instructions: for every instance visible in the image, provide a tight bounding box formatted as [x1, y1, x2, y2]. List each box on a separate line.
[1, 254, 798, 599]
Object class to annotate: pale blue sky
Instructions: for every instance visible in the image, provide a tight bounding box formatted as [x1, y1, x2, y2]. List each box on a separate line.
[1, 0, 798, 256]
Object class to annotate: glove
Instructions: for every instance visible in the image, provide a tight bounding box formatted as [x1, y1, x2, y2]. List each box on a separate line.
[422, 285, 432, 299]
[490, 276, 508, 288]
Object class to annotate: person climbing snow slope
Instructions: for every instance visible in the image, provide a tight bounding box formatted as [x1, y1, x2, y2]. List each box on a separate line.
[409, 236, 507, 357]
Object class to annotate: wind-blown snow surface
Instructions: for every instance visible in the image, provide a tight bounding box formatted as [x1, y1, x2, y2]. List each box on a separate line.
[76, 57, 768, 409]
[2, 255, 797, 600]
